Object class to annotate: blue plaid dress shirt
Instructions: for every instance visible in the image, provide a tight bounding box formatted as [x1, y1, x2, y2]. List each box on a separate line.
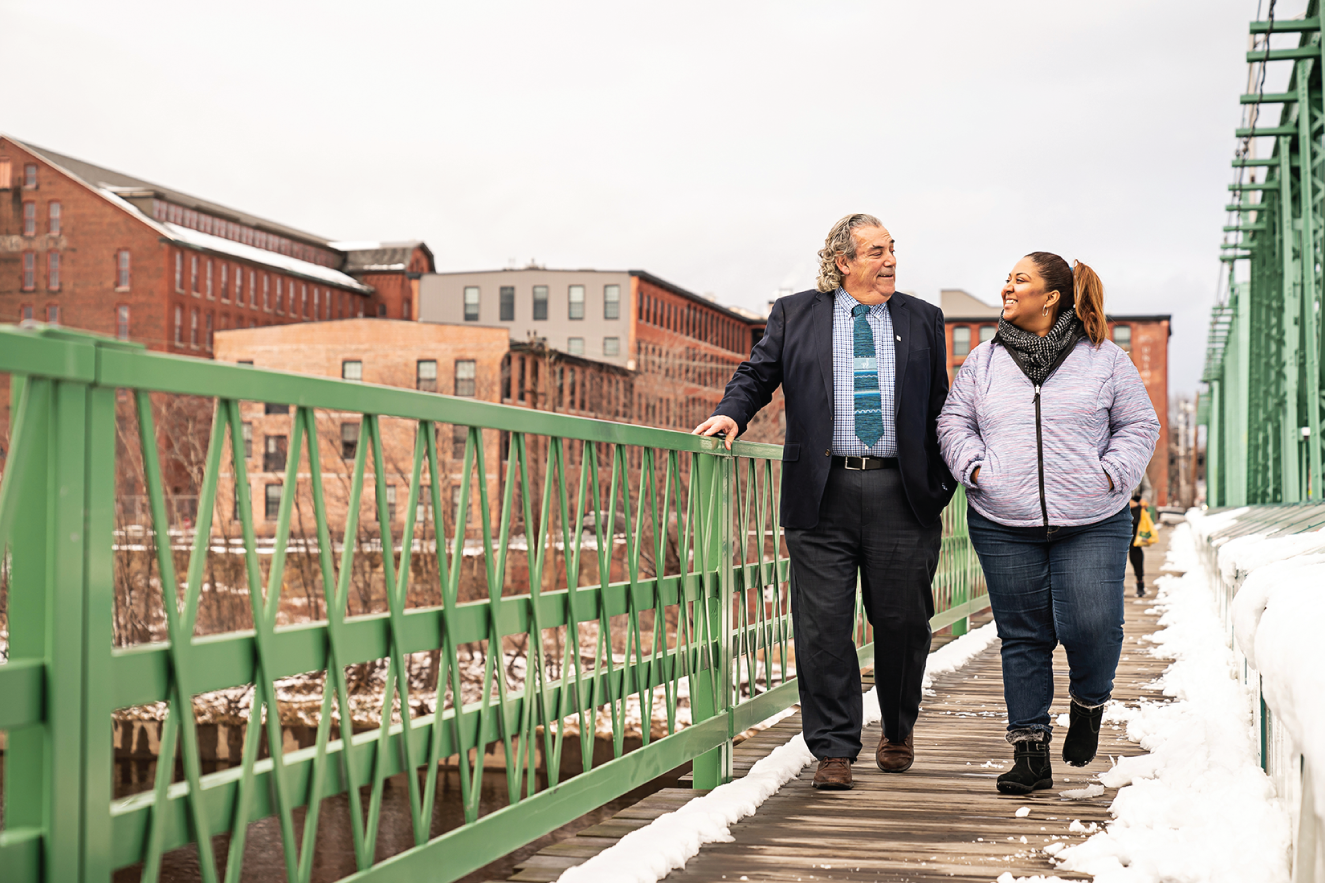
[831, 287, 898, 457]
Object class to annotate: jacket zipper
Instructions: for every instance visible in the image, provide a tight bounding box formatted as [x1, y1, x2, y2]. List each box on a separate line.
[1034, 384, 1048, 527]
[994, 330, 1084, 530]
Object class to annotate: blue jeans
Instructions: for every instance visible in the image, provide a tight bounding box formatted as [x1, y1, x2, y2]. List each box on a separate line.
[967, 506, 1131, 739]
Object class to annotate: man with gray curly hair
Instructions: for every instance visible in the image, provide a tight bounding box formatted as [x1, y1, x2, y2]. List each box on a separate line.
[694, 213, 954, 790]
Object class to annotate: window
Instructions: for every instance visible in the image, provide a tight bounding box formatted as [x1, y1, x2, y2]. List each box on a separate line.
[979, 325, 995, 344]
[46, 201, 61, 235]
[463, 286, 480, 321]
[174, 305, 183, 345]
[189, 308, 199, 347]
[23, 163, 36, 189]
[532, 285, 548, 320]
[567, 337, 584, 355]
[220, 263, 228, 301]
[264, 435, 287, 472]
[174, 252, 183, 291]
[416, 484, 432, 523]
[205, 312, 214, 350]
[342, 360, 363, 382]
[22, 201, 35, 236]
[116, 250, 130, 289]
[499, 286, 515, 321]
[455, 359, 476, 396]
[264, 484, 282, 520]
[116, 305, 130, 340]
[204, 260, 213, 299]
[341, 422, 359, 459]
[603, 336, 620, 356]
[376, 485, 396, 522]
[451, 425, 468, 458]
[417, 359, 438, 391]
[312, 287, 319, 318]
[20, 305, 33, 322]
[241, 422, 253, 458]
[21, 252, 34, 290]
[604, 284, 620, 319]
[451, 485, 473, 526]
[263, 275, 271, 311]
[46, 304, 59, 325]
[1112, 324, 1132, 352]
[190, 256, 199, 294]
[377, 303, 386, 318]
[46, 252, 59, 290]
[251, 270, 258, 308]
[263, 402, 288, 415]
[952, 326, 971, 357]
[235, 267, 244, 305]
[301, 284, 308, 317]
[275, 278, 283, 314]
[568, 284, 585, 320]
[0, 159, 9, 188]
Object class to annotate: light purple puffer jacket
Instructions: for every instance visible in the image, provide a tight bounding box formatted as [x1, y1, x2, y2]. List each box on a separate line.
[937, 337, 1159, 528]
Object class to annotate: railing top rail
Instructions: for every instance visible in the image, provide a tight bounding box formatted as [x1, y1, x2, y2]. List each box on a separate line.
[0, 322, 783, 459]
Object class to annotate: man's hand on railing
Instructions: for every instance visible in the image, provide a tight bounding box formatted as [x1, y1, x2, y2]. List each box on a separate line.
[692, 415, 739, 450]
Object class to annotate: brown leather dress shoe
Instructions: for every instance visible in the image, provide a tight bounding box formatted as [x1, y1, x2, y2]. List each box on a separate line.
[812, 757, 853, 790]
[876, 732, 915, 772]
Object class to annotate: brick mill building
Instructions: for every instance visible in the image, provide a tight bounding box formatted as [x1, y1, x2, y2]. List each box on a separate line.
[419, 268, 784, 442]
[0, 136, 433, 344]
[0, 135, 433, 427]
[214, 319, 635, 539]
[939, 288, 1173, 505]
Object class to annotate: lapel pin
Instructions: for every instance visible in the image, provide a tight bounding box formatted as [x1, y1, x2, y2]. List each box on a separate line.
[895, 335, 901, 341]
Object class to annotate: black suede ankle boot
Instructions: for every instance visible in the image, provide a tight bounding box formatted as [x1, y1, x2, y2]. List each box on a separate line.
[1062, 699, 1105, 767]
[996, 739, 1053, 795]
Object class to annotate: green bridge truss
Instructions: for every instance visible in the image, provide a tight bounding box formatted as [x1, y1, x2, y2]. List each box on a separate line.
[1204, 2, 1325, 505]
[0, 324, 987, 883]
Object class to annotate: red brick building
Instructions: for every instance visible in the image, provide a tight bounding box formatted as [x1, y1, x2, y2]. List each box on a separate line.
[420, 268, 783, 443]
[939, 289, 1173, 505]
[214, 319, 636, 538]
[0, 135, 433, 440]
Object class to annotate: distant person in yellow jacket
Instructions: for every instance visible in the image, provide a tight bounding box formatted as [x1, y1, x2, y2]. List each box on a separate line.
[1129, 474, 1153, 597]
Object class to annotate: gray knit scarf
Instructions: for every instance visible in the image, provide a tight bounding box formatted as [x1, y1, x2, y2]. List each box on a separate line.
[994, 311, 1084, 386]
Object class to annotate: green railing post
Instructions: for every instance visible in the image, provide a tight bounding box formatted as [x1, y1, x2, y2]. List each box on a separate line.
[80, 361, 121, 883]
[689, 447, 732, 789]
[950, 491, 970, 637]
[5, 352, 96, 881]
[4, 374, 55, 882]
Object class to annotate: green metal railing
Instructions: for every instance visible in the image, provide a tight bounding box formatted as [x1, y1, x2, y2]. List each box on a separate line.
[0, 324, 986, 883]
[1203, 1, 1325, 505]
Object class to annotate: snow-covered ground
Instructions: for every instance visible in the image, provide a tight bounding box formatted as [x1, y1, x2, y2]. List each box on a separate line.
[1002, 519, 1295, 883]
[554, 620, 1001, 883]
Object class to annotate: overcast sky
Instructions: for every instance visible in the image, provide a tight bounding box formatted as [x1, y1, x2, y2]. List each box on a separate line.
[1, 0, 1288, 396]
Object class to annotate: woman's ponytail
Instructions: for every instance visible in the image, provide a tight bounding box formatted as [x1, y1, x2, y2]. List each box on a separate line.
[1072, 260, 1107, 346]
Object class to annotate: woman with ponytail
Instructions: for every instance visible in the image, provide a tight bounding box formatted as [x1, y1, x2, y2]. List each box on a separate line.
[936, 252, 1159, 795]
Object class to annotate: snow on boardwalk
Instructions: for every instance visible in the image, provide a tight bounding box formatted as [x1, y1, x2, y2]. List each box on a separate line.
[502, 523, 1282, 882]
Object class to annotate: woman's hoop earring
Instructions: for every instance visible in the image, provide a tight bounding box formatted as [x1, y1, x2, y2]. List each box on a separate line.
[1042, 304, 1050, 317]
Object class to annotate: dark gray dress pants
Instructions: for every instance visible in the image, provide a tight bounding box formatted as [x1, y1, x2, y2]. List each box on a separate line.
[784, 465, 941, 760]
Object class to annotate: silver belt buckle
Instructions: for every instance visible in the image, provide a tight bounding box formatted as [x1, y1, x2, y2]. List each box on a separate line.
[844, 456, 866, 470]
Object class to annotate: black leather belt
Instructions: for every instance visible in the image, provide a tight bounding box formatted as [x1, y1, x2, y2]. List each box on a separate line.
[832, 455, 898, 470]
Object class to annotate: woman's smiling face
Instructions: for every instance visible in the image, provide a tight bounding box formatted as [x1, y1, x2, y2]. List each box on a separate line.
[1000, 256, 1060, 329]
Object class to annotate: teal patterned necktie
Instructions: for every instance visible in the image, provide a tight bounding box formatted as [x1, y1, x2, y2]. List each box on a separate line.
[852, 303, 884, 448]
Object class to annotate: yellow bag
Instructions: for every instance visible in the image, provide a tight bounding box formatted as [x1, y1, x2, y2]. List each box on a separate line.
[1134, 505, 1157, 547]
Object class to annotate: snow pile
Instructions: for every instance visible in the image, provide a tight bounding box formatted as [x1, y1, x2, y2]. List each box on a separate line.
[555, 621, 1001, 882]
[922, 619, 1000, 692]
[1222, 529, 1325, 845]
[555, 718, 817, 883]
[1037, 522, 1291, 883]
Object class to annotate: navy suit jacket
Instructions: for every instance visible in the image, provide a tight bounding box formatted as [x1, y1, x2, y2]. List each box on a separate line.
[712, 288, 956, 530]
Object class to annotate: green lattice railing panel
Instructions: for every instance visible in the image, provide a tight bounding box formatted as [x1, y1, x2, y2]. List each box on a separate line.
[0, 323, 986, 883]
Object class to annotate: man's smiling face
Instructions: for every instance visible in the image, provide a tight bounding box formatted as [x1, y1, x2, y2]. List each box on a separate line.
[837, 226, 896, 304]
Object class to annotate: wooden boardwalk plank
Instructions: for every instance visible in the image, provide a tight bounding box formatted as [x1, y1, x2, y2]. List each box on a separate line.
[508, 533, 1170, 882]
